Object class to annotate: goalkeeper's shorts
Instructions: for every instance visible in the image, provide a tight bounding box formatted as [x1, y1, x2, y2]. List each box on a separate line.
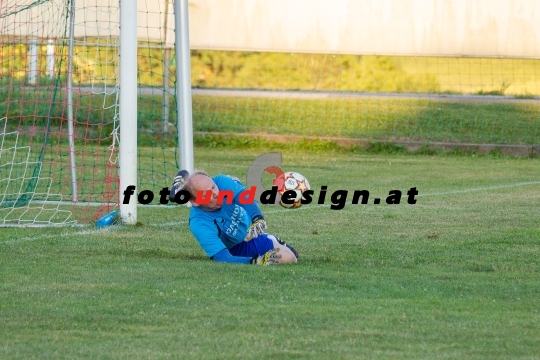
[229, 234, 274, 258]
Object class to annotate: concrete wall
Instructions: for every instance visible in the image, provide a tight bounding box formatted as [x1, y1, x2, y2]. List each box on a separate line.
[187, 0, 540, 58]
[3, 0, 539, 58]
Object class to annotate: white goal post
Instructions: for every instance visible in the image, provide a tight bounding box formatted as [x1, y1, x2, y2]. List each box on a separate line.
[120, 0, 194, 225]
[0, 0, 194, 226]
[119, 0, 138, 225]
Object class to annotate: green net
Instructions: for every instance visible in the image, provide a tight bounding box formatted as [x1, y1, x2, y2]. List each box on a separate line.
[187, 52, 539, 146]
[0, 0, 177, 225]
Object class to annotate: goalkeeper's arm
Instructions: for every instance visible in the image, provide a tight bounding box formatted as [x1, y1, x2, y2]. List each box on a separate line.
[230, 179, 268, 240]
[230, 177, 264, 220]
[211, 248, 280, 265]
[211, 248, 251, 264]
[234, 192, 264, 220]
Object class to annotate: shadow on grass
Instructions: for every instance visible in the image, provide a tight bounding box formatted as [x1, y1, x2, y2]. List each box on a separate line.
[109, 247, 208, 261]
[190, 95, 540, 148]
[3, 88, 539, 147]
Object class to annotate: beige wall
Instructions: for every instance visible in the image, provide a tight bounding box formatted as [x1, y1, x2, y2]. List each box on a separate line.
[188, 0, 540, 58]
[3, 0, 539, 58]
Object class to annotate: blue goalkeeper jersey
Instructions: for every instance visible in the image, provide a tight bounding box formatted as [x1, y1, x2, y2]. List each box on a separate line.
[189, 175, 263, 257]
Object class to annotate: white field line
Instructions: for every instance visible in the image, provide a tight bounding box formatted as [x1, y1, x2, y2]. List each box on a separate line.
[150, 220, 189, 227]
[1, 226, 120, 245]
[3, 181, 539, 243]
[413, 181, 540, 197]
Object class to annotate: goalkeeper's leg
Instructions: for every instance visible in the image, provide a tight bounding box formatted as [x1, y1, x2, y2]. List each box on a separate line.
[229, 234, 298, 264]
[267, 234, 298, 263]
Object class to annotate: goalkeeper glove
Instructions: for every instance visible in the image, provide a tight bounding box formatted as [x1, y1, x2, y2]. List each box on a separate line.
[245, 215, 267, 241]
[250, 248, 281, 266]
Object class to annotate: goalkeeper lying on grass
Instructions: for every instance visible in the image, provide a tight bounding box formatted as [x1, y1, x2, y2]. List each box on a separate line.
[170, 170, 298, 265]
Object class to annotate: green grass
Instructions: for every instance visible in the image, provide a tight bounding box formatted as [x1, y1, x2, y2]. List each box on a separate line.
[3, 43, 540, 95]
[192, 52, 540, 96]
[1, 148, 540, 359]
[398, 56, 540, 96]
[2, 88, 539, 145]
[192, 95, 540, 145]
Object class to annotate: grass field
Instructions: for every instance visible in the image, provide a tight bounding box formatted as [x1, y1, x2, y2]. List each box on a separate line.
[1, 147, 539, 359]
[2, 88, 539, 145]
[192, 95, 540, 145]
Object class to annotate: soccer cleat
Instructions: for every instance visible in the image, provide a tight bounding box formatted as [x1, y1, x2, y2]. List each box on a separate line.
[275, 237, 299, 259]
[169, 170, 190, 202]
[173, 169, 190, 187]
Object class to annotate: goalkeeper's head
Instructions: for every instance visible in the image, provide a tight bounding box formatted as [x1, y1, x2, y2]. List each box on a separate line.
[183, 172, 222, 211]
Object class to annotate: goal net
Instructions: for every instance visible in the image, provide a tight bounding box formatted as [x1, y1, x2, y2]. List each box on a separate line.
[184, 1, 539, 154]
[0, 0, 178, 226]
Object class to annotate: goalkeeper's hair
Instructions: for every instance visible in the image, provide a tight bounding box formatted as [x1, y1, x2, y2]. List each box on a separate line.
[182, 170, 210, 198]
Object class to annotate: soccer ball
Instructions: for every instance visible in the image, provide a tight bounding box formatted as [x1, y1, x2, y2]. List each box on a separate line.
[273, 171, 310, 208]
